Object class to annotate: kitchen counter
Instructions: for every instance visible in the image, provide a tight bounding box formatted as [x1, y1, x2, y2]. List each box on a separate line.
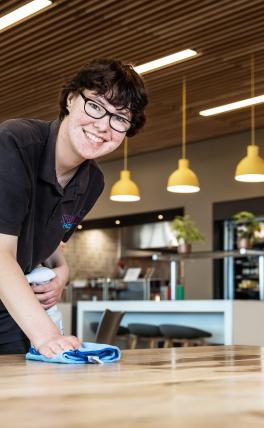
[77, 300, 264, 345]
[1, 345, 264, 427]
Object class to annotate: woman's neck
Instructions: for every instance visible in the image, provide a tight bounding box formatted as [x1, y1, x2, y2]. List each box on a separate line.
[57, 166, 79, 188]
[55, 118, 83, 178]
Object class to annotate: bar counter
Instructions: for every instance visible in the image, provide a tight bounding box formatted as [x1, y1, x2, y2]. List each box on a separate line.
[1, 345, 264, 427]
[77, 300, 264, 345]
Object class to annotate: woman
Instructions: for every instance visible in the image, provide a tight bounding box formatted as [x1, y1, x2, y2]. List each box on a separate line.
[0, 58, 148, 356]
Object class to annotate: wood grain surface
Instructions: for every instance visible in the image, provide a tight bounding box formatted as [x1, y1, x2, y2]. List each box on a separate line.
[1, 345, 264, 427]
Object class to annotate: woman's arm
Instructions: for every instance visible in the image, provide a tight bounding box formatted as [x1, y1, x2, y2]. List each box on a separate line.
[0, 234, 80, 356]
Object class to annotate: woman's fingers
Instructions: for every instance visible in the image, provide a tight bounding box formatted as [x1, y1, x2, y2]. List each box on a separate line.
[37, 335, 81, 357]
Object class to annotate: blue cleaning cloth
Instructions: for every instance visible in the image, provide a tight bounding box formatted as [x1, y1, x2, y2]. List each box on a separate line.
[26, 342, 121, 364]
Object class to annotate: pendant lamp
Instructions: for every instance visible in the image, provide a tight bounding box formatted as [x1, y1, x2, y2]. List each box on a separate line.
[110, 137, 140, 202]
[235, 55, 264, 182]
[167, 78, 200, 193]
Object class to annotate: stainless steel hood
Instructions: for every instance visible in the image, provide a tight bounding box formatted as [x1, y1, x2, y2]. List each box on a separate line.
[121, 221, 176, 251]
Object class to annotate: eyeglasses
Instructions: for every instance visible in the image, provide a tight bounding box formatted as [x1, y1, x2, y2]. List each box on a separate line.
[79, 92, 132, 133]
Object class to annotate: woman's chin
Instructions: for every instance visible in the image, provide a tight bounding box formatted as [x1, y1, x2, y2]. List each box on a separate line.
[77, 140, 119, 160]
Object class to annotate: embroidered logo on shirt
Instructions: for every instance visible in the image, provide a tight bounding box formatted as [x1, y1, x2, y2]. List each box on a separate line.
[61, 214, 80, 230]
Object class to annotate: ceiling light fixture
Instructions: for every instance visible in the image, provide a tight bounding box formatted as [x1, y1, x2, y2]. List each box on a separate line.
[235, 55, 264, 182]
[134, 49, 198, 75]
[167, 78, 200, 193]
[199, 95, 264, 116]
[0, 0, 52, 31]
[110, 137, 140, 202]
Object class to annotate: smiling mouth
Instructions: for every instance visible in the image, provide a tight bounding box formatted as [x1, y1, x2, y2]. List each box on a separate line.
[82, 129, 105, 144]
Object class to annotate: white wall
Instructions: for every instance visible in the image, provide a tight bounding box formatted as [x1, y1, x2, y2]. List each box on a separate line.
[83, 128, 264, 299]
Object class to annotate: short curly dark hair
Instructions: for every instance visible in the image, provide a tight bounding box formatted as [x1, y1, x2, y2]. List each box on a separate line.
[59, 58, 148, 137]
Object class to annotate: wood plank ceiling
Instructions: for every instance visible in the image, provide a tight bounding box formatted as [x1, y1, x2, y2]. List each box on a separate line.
[1, 0, 264, 162]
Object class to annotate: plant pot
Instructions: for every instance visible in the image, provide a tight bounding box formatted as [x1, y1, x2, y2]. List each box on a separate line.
[177, 243, 192, 254]
[236, 238, 253, 250]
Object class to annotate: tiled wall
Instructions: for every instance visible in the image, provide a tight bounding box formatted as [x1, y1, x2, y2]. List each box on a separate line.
[63, 228, 170, 282]
[63, 228, 119, 280]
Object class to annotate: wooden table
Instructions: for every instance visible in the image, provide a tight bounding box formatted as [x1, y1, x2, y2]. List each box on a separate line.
[1, 345, 264, 427]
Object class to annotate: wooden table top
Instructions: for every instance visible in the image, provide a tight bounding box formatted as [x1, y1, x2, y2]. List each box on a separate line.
[1, 345, 264, 428]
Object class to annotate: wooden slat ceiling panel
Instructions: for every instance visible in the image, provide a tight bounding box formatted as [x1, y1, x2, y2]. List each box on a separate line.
[1, 0, 264, 161]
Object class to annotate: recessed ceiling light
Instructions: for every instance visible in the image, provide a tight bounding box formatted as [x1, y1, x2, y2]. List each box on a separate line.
[158, 215, 164, 220]
[134, 49, 198, 75]
[115, 220, 121, 225]
[0, 0, 52, 31]
[77, 224, 83, 230]
[199, 95, 264, 116]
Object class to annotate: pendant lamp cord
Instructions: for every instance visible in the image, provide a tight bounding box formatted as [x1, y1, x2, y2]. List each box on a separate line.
[124, 137, 128, 170]
[251, 54, 255, 146]
[182, 77, 186, 158]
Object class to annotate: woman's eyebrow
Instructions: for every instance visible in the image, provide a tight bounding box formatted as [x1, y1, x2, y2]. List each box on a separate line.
[115, 107, 131, 117]
[94, 95, 106, 106]
[91, 95, 106, 107]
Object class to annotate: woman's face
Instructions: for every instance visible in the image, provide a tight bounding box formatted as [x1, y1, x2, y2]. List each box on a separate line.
[65, 90, 132, 161]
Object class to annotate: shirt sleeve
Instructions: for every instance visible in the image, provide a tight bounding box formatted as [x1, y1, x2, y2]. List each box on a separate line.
[62, 169, 105, 243]
[0, 127, 31, 236]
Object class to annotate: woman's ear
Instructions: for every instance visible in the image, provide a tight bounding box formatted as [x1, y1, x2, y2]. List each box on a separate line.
[67, 93, 75, 111]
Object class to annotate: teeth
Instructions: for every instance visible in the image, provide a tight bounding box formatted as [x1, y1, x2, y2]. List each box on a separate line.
[83, 129, 104, 143]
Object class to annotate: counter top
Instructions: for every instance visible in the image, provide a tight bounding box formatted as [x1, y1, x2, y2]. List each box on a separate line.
[77, 300, 264, 345]
[78, 298, 233, 312]
[1, 345, 264, 427]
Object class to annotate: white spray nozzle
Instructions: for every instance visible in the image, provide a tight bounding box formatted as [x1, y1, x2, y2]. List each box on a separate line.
[26, 266, 56, 284]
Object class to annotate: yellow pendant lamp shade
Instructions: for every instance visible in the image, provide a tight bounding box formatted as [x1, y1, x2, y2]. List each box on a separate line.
[167, 78, 200, 193]
[235, 145, 264, 182]
[110, 138, 141, 202]
[110, 170, 140, 201]
[234, 54, 264, 183]
[167, 158, 200, 193]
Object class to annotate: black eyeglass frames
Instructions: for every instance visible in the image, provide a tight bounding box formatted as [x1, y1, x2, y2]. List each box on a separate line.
[79, 92, 132, 133]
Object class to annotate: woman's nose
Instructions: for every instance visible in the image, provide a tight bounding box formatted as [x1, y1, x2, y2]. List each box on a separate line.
[94, 115, 110, 132]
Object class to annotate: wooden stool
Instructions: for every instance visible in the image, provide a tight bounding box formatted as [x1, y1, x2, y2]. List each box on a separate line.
[128, 323, 163, 349]
[159, 324, 212, 347]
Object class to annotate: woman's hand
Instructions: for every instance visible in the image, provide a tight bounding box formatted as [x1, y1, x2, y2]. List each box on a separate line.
[36, 334, 81, 358]
[31, 266, 68, 309]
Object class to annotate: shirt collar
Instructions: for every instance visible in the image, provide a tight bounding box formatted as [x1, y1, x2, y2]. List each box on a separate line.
[38, 118, 91, 200]
[38, 118, 60, 187]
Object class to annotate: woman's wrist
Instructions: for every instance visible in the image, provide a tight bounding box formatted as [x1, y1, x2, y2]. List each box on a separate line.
[54, 263, 69, 287]
[30, 320, 61, 350]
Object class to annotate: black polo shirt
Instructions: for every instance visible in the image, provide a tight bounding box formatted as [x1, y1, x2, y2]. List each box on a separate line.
[0, 118, 104, 344]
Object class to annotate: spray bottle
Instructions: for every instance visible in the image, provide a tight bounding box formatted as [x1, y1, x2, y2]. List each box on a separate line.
[26, 266, 64, 335]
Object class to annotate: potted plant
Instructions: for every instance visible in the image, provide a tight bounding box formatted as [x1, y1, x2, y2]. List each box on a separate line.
[171, 215, 205, 253]
[232, 211, 260, 249]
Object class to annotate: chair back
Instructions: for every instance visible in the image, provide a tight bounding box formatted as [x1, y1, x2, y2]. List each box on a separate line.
[95, 309, 125, 345]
